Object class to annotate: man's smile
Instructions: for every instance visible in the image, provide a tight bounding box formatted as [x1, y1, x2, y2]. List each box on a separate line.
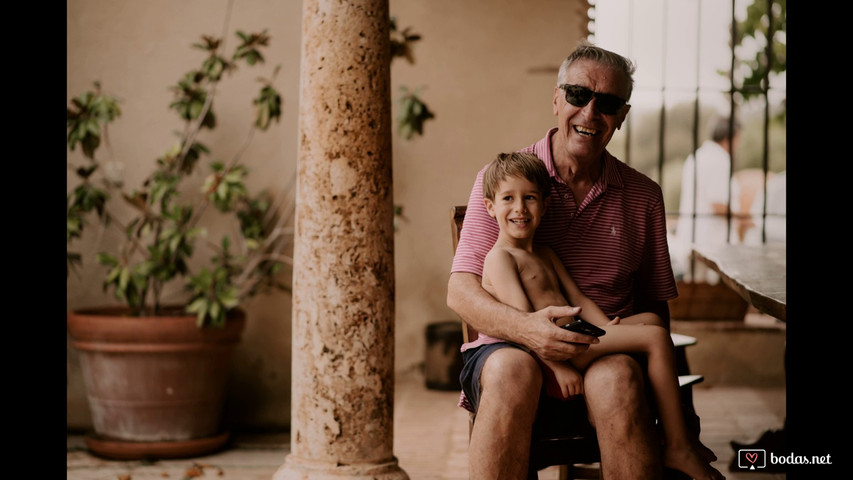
[574, 125, 598, 136]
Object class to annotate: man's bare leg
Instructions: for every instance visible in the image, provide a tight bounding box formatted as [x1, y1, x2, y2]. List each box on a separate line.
[584, 354, 662, 479]
[469, 347, 542, 480]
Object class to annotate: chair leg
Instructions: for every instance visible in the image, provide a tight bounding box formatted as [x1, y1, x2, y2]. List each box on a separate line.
[558, 465, 570, 480]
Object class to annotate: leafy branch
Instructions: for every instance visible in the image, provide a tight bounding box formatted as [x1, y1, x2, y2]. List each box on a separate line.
[725, 0, 786, 118]
[390, 17, 435, 140]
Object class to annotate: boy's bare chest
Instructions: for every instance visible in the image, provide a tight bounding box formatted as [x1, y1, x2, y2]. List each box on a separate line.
[516, 255, 562, 304]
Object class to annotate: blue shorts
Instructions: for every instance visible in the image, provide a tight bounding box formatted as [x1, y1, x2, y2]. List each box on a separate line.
[459, 342, 593, 437]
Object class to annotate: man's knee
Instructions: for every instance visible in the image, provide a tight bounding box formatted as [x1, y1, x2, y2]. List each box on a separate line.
[583, 354, 646, 410]
[480, 348, 542, 403]
[583, 354, 657, 448]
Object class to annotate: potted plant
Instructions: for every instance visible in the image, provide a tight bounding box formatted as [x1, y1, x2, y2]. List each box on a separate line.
[66, 26, 290, 459]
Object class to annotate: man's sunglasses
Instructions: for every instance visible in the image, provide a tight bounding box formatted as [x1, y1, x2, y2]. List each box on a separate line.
[559, 84, 627, 115]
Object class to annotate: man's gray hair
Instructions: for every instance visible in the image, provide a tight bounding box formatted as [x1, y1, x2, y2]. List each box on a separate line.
[557, 40, 637, 100]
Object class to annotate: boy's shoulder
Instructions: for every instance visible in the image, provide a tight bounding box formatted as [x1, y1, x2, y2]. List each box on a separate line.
[484, 244, 515, 260]
[485, 244, 547, 266]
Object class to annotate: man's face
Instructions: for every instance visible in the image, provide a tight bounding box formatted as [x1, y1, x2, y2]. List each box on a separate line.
[552, 59, 631, 162]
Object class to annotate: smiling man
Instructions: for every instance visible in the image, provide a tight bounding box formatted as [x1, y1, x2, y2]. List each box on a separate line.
[448, 41, 682, 479]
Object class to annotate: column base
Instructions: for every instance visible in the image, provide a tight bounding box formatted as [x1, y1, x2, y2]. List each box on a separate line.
[274, 454, 410, 480]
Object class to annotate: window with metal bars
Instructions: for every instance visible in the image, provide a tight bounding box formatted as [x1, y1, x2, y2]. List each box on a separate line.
[588, 0, 786, 283]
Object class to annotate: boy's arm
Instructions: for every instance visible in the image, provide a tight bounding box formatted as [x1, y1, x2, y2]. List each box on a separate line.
[482, 249, 535, 313]
[543, 247, 612, 327]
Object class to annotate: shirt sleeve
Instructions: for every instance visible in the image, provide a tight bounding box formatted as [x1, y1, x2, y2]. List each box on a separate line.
[450, 166, 500, 277]
[636, 192, 679, 302]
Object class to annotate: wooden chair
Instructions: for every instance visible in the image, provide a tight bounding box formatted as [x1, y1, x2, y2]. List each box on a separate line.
[450, 205, 703, 480]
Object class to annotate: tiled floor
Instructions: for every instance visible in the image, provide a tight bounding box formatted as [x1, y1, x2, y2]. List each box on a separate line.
[67, 368, 786, 479]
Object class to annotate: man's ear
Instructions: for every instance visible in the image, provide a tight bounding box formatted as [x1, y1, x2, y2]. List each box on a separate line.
[483, 198, 496, 218]
[552, 86, 562, 116]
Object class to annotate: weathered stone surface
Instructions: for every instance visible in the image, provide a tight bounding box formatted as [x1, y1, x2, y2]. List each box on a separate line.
[275, 0, 407, 478]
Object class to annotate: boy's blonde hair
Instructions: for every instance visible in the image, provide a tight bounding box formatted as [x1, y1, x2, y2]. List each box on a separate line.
[483, 152, 552, 200]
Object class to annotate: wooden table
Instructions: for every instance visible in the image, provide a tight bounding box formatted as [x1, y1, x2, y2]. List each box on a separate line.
[693, 243, 788, 460]
[691, 243, 786, 322]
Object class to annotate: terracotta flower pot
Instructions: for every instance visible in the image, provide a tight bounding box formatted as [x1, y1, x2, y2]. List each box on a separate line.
[67, 306, 245, 459]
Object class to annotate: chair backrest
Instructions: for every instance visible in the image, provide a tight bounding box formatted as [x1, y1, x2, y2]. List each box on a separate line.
[449, 205, 476, 345]
[450, 205, 466, 254]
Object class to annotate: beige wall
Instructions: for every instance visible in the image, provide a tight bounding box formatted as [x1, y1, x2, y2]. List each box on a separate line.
[66, 0, 590, 431]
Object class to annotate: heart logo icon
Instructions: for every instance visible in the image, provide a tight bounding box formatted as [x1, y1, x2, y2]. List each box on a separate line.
[745, 452, 758, 464]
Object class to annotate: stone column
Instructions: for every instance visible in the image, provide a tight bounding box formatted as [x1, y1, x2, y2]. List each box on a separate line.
[274, 0, 408, 479]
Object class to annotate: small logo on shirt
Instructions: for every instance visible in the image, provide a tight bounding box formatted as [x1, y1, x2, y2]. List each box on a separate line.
[611, 226, 618, 236]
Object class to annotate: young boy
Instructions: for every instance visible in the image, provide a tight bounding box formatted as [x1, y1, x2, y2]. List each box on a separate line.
[477, 151, 724, 480]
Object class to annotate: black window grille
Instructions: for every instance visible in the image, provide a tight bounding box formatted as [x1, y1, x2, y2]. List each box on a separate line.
[588, 0, 786, 282]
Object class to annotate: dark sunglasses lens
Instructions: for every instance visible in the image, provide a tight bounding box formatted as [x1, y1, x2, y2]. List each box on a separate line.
[595, 95, 625, 115]
[564, 86, 593, 108]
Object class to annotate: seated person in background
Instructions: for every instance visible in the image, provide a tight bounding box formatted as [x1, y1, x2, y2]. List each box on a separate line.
[475, 151, 723, 480]
[672, 116, 742, 283]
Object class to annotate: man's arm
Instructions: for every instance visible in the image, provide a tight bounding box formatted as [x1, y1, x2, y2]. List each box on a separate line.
[446, 272, 596, 362]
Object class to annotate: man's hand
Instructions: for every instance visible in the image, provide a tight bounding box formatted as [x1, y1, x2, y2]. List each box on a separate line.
[447, 273, 599, 360]
[519, 305, 599, 362]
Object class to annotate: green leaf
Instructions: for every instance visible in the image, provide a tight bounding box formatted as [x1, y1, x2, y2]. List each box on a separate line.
[187, 298, 207, 313]
[96, 253, 118, 266]
[104, 265, 121, 284]
[169, 234, 182, 253]
[189, 100, 203, 120]
[120, 266, 132, 288]
[210, 302, 221, 324]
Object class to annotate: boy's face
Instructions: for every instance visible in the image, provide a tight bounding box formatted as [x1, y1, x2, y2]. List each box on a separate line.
[484, 174, 547, 241]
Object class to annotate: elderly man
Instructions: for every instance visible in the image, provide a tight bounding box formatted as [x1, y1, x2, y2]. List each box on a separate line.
[448, 41, 683, 479]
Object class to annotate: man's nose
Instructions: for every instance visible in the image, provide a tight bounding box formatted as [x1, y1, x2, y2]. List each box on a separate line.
[580, 98, 602, 116]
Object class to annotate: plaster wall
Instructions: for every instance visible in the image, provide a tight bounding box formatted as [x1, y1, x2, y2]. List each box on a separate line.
[66, 0, 590, 431]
